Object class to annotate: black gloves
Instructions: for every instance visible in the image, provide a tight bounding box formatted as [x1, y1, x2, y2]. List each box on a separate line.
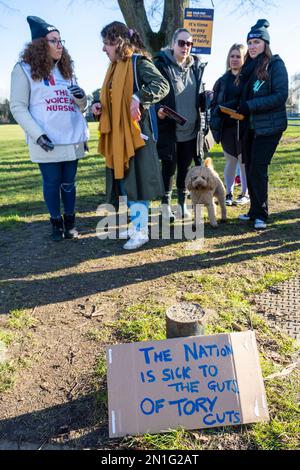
[37, 135, 54, 152]
[199, 91, 214, 112]
[238, 102, 250, 116]
[68, 85, 85, 99]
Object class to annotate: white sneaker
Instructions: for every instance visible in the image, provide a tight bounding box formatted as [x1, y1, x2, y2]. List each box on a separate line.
[123, 229, 149, 250]
[254, 218, 267, 229]
[162, 204, 176, 222]
[119, 229, 129, 239]
[119, 225, 135, 239]
[176, 204, 192, 219]
[233, 193, 250, 205]
[238, 213, 251, 221]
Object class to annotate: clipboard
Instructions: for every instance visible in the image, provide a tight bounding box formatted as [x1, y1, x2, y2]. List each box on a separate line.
[220, 106, 245, 121]
[160, 105, 187, 126]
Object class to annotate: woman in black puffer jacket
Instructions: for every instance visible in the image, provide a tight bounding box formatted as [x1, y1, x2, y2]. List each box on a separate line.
[237, 19, 288, 230]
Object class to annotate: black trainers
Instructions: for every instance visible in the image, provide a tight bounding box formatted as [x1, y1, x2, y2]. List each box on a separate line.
[225, 193, 233, 206]
[64, 214, 79, 239]
[50, 217, 64, 241]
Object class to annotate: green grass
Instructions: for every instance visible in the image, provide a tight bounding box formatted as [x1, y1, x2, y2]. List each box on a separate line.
[0, 329, 14, 346]
[95, 353, 107, 380]
[0, 123, 105, 225]
[0, 361, 16, 393]
[113, 301, 166, 342]
[0, 214, 25, 230]
[246, 271, 294, 294]
[85, 328, 111, 343]
[125, 428, 197, 450]
[0, 123, 299, 450]
[0, 122, 299, 223]
[6, 309, 38, 330]
[251, 369, 300, 450]
[0, 357, 32, 394]
[0, 309, 38, 393]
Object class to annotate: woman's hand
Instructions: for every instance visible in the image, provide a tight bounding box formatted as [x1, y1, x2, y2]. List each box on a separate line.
[130, 98, 141, 121]
[68, 85, 85, 99]
[37, 135, 54, 152]
[238, 101, 250, 116]
[157, 107, 167, 120]
[92, 102, 102, 116]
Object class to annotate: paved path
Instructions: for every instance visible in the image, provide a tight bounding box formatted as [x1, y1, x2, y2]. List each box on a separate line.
[254, 276, 300, 343]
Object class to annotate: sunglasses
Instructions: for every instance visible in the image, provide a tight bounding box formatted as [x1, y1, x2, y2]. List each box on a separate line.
[177, 39, 193, 48]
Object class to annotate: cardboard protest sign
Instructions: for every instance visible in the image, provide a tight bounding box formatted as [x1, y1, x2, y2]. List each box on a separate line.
[183, 8, 214, 54]
[107, 331, 269, 437]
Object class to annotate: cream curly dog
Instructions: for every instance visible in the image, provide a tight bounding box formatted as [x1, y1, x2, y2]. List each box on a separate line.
[185, 158, 227, 228]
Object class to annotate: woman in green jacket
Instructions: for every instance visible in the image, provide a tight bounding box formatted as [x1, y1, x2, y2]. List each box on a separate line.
[94, 21, 169, 250]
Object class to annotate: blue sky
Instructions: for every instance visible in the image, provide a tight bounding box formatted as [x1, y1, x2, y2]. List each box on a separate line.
[0, 0, 299, 100]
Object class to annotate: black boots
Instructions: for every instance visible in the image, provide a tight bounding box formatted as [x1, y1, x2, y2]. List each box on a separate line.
[50, 217, 64, 241]
[63, 214, 78, 239]
[50, 214, 78, 241]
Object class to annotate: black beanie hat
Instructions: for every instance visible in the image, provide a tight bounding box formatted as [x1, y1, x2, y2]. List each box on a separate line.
[247, 19, 270, 44]
[27, 16, 59, 41]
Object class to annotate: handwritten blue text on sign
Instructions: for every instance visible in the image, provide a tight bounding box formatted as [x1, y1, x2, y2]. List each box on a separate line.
[137, 341, 241, 427]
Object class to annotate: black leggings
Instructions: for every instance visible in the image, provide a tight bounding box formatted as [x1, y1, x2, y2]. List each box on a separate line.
[243, 131, 282, 221]
[161, 138, 197, 193]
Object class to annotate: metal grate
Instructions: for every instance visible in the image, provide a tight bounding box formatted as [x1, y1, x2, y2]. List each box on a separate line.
[254, 276, 300, 343]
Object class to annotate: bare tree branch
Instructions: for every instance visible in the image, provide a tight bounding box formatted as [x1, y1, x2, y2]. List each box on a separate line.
[0, 1, 19, 13]
[74, 0, 276, 53]
[218, 0, 277, 15]
[118, 0, 154, 50]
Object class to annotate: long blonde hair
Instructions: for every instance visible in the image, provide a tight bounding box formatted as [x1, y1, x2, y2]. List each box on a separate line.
[225, 43, 246, 71]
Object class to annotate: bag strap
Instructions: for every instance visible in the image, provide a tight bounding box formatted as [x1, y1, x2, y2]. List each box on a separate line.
[132, 53, 139, 94]
[132, 54, 158, 142]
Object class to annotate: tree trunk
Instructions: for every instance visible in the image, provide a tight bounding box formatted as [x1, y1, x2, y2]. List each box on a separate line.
[118, 0, 189, 54]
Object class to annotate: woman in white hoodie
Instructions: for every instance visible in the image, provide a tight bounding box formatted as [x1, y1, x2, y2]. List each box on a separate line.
[10, 16, 88, 241]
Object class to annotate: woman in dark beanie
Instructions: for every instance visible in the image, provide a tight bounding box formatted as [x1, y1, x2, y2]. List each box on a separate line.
[154, 28, 207, 221]
[10, 16, 88, 241]
[237, 19, 288, 229]
[93, 21, 169, 250]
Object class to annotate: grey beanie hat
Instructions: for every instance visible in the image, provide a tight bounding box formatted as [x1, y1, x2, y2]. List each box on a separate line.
[247, 19, 270, 44]
[27, 16, 59, 41]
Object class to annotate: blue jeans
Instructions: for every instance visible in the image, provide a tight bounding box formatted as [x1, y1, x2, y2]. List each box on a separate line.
[117, 180, 149, 231]
[39, 160, 78, 219]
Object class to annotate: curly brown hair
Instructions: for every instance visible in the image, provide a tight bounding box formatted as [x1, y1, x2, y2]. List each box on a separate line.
[20, 38, 74, 81]
[101, 21, 150, 61]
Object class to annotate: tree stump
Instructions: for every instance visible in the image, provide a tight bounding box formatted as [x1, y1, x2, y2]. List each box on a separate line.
[166, 302, 207, 339]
